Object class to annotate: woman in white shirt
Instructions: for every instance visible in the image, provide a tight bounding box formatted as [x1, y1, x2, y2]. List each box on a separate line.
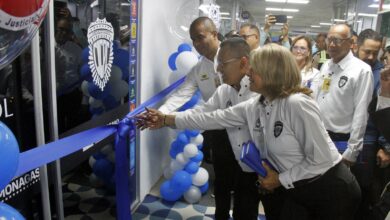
[290, 35, 320, 89]
[138, 44, 361, 220]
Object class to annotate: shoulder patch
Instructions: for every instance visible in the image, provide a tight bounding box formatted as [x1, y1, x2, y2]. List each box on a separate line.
[274, 121, 283, 137]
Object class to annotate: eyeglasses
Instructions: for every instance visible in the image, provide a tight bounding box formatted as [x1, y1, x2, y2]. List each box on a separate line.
[292, 46, 308, 53]
[325, 37, 351, 45]
[240, 34, 256, 40]
[217, 57, 241, 68]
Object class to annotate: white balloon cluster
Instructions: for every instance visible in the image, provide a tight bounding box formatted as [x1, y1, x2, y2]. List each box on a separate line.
[160, 130, 209, 203]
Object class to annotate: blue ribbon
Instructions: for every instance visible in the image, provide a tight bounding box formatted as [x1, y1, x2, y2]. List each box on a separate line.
[334, 141, 348, 153]
[14, 76, 186, 220]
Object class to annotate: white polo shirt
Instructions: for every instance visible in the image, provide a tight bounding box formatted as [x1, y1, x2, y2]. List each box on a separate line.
[159, 53, 221, 114]
[175, 76, 258, 172]
[312, 51, 374, 162]
[175, 93, 342, 189]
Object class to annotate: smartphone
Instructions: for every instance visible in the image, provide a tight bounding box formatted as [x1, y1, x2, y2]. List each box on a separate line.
[274, 15, 287, 24]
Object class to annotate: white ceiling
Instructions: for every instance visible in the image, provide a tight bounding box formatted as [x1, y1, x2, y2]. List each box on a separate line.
[216, 0, 379, 34]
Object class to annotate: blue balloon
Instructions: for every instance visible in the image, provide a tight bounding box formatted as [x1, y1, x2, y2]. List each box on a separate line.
[184, 161, 199, 174]
[81, 47, 90, 63]
[0, 202, 25, 220]
[89, 106, 104, 115]
[92, 158, 114, 182]
[197, 144, 203, 150]
[177, 43, 192, 52]
[171, 171, 192, 193]
[199, 182, 209, 194]
[80, 63, 93, 82]
[121, 67, 130, 81]
[168, 52, 179, 71]
[176, 132, 189, 146]
[103, 95, 119, 110]
[113, 49, 129, 69]
[169, 148, 179, 159]
[191, 151, 203, 163]
[0, 122, 20, 191]
[160, 180, 182, 202]
[87, 82, 111, 100]
[184, 129, 200, 137]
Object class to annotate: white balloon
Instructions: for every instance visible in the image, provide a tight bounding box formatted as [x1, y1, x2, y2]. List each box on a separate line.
[176, 152, 189, 165]
[88, 156, 96, 168]
[110, 80, 129, 101]
[191, 134, 204, 145]
[81, 81, 90, 96]
[89, 173, 103, 187]
[175, 51, 199, 74]
[163, 166, 174, 179]
[89, 97, 103, 108]
[110, 65, 123, 82]
[170, 160, 184, 171]
[183, 143, 198, 158]
[192, 167, 209, 186]
[168, 69, 186, 84]
[101, 144, 113, 156]
[184, 185, 202, 204]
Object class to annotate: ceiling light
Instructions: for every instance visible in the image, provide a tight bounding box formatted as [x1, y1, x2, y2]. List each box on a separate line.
[319, 22, 332, 26]
[311, 25, 321, 28]
[333, 19, 346, 22]
[221, 17, 232, 20]
[220, 12, 230, 15]
[265, 0, 309, 3]
[266, 8, 299, 12]
[369, 4, 379, 8]
[120, 3, 131, 6]
[287, 16, 293, 19]
[358, 13, 377, 17]
[180, 26, 189, 31]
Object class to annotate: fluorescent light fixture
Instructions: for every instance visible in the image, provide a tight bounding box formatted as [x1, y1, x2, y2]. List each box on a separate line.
[356, 20, 362, 23]
[287, 16, 293, 19]
[265, 0, 309, 3]
[220, 12, 230, 15]
[180, 26, 189, 31]
[121, 3, 131, 6]
[333, 19, 346, 22]
[221, 17, 232, 20]
[311, 25, 321, 28]
[369, 4, 379, 8]
[266, 8, 299, 12]
[275, 23, 284, 25]
[358, 13, 377, 17]
[319, 22, 332, 26]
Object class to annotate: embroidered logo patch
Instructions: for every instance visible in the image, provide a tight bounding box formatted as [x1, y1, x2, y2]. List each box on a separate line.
[253, 118, 261, 132]
[338, 75, 348, 88]
[226, 100, 232, 108]
[274, 121, 283, 137]
[87, 18, 114, 91]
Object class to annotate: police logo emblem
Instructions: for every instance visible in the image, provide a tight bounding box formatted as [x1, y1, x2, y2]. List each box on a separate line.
[87, 18, 114, 91]
[338, 75, 348, 88]
[274, 121, 283, 137]
[226, 100, 232, 108]
[256, 118, 261, 128]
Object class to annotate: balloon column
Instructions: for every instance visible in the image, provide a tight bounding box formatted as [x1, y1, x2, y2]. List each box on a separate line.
[87, 144, 116, 191]
[168, 43, 201, 111]
[0, 121, 25, 219]
[160, 129, 209, 203]
[80, 42, 130, 116]
[0, 0, 50, 70]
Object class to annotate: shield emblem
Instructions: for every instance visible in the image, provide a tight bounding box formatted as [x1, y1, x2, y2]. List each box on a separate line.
[87, 18, 114, 91]
[274, 121, 283, 137]
[226, 100, 232, 108]
[255, 118, 261, 128]
[338, 75, 348, 88]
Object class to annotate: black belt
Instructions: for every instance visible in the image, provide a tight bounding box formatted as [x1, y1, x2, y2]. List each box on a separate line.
[293, 162, 342, 188]
[327, 130, 350, 142]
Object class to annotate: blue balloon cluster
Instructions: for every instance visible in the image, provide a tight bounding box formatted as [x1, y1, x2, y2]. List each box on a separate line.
[89, 145, 116, 192]
[160, 129, 209, 202]
[168, 43, 192, 71]
[80, 41, 130, 117]
[0, 121, 24, 219]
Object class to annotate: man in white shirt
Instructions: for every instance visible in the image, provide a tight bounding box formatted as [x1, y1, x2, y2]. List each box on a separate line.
[312, 24, 374, 166]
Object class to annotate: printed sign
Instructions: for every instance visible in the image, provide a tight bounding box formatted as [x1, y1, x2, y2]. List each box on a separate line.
[87, 18, 114, 91]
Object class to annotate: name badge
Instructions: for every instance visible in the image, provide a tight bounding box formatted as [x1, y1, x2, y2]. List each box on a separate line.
[321, 76, 331, 92]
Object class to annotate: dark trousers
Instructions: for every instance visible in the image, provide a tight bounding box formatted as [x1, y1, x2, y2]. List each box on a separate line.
[351, 141, 379, 220]
[261, 163, 361, 220]
[203, 130, 260, 220]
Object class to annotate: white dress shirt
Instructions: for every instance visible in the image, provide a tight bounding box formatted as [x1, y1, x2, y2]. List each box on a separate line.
[175, 76, 259, 172]
[159, 53, 221, 114]
[312, 51, 374, 162]
[301, 67, 320, 90]
[175, 93, 342, 189]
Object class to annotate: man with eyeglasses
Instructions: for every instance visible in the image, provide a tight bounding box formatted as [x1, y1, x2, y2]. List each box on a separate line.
[312, 24, 374, 170]
[239, 24, 261, 51]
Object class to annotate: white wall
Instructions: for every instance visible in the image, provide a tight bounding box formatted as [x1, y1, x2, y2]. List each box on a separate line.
[138, 0, 200, 202]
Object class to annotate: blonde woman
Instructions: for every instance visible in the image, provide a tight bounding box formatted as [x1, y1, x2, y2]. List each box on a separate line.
[291, 35, 320, 89]
[138, 44, 361, 220]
